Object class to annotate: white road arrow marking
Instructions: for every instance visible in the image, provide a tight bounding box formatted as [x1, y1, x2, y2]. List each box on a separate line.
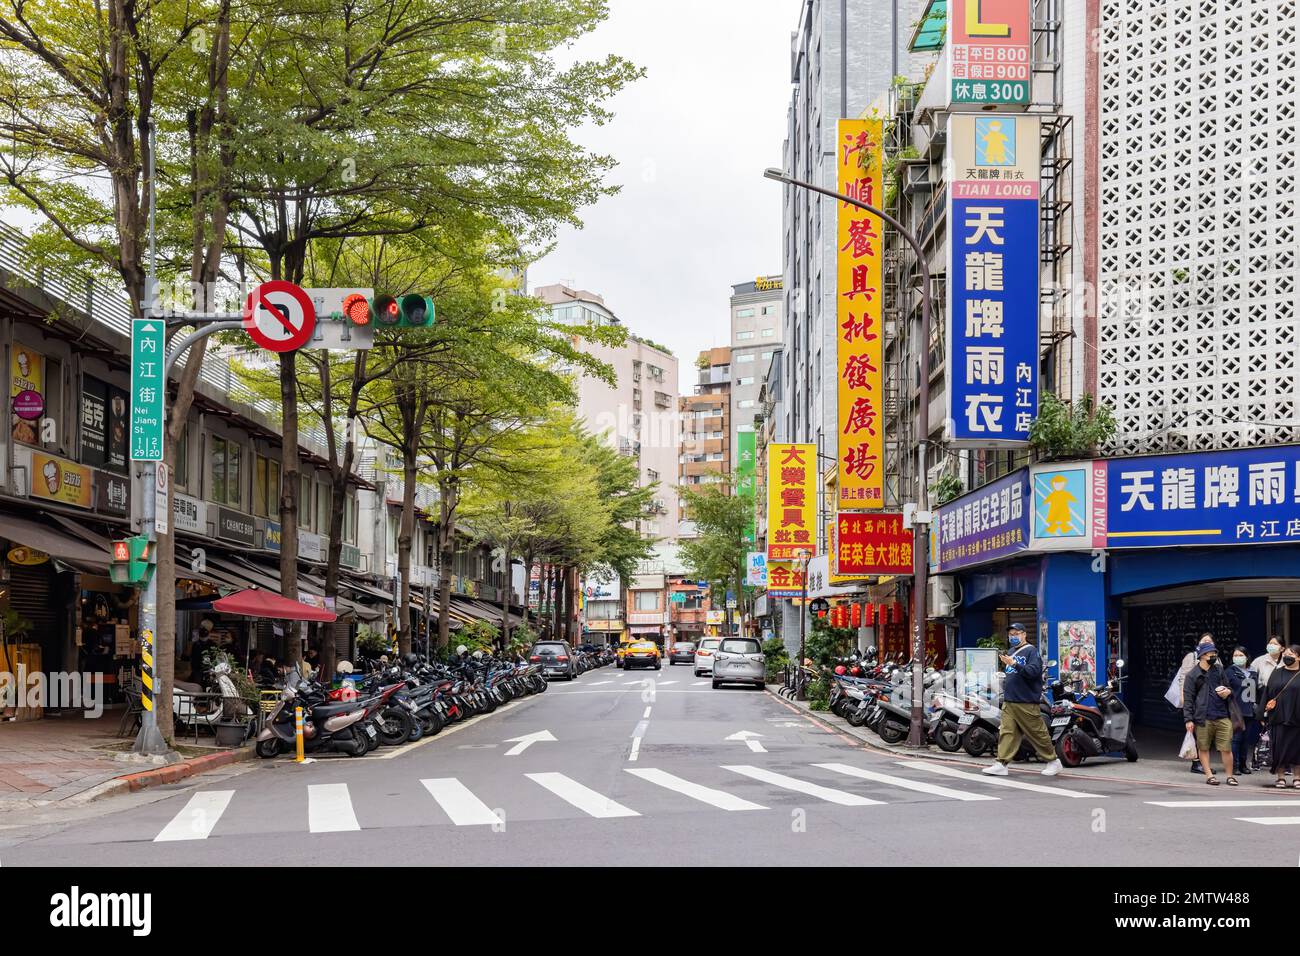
[726, 730, 767, 753]
[503, 730, 556, 756]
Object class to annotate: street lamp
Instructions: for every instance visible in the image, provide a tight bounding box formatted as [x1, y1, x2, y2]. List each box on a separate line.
[763, 166, 934, 746]
[795, 547, 813, 701]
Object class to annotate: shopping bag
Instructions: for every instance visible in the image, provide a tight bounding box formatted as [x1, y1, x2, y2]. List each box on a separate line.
[1178, 730, 1198, 760]
[1164, 671, 1184, 708]
[1257, 729, 1272, 768]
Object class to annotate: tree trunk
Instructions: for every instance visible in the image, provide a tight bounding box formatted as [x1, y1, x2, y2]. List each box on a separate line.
[397, 447, 417, 657]
[436, 476, 460, 653]
[278, 353, 302, 664]
[500, 542, 511, 648]
[322, 352, 367, 678]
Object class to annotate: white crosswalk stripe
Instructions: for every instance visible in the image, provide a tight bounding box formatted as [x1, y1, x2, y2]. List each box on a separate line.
[817, 763, 999, 801]
[626, 767, 767, 811]
[308, 783, 360, 833]
[1235, 816, 1300, 825]
[895, 761, 1100, 798]
[693, 681, 709, 686]
[586, 680, 613, 686]
[422, 777, 503, 826]
[527, 772, 640, 817]
[657, 681, 678, 686]
[149, 758, 1102, 840]
[1146, 800, 1300, 808]
[722, 764, 883, 806]
[154, 790, 234, 842]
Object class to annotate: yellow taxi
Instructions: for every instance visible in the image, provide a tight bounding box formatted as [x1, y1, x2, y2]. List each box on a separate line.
[622, 639, 662, 672]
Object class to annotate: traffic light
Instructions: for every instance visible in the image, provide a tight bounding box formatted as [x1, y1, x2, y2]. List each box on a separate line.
[342, 293, 436, 329]
[340, 293, 371, 326]
[399, 293, 435, 327]
[110, 535, 156, 586]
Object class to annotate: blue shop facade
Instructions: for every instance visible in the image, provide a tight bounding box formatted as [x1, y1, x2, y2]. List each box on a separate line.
[933, 445, 1300, 729]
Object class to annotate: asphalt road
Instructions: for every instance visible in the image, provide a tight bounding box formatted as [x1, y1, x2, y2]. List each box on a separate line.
[3, 664, 1300, 866]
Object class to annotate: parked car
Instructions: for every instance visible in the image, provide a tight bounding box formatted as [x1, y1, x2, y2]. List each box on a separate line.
[711, 637, 765, 689]
[530, 641, 578, 681]
[667, 641, 696, 665]
[622, 640, 661, 671]
[693, 638, 721, 677]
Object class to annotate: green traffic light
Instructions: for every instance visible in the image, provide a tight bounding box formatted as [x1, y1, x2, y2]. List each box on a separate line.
[400, 294, 435, 327]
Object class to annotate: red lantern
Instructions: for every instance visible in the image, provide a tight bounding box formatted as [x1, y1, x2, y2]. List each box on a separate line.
[851, 603, 862, 627]
[892, 603, 903, 625]
[864, 602, 875, 626]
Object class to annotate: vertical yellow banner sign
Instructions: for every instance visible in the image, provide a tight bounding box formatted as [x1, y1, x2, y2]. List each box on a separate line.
[766, 443, 817, 561]
[836, 118, 885, 509]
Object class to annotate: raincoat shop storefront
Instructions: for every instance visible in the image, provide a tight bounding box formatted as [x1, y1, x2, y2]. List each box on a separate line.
[935, 445, 1300, 730]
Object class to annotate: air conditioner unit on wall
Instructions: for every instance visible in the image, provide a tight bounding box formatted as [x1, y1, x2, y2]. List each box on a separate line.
[928, 575, 956, 617]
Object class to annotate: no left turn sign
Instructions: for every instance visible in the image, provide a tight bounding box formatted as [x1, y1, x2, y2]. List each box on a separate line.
[242, 281, 317, 353]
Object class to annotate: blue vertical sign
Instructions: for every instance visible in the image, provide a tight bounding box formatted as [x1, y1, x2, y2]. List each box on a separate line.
[130, 319, 166, 461]
[946, 114, 1040, 446]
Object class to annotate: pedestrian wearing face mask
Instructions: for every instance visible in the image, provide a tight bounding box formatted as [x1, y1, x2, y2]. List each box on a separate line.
[1183, 634, 1242, 786]
[1262, 644, 1300, 789]
[1252, 636, 1284, 690]
[983, 623, 1062, 777]
[1229, 646, 1258, 776]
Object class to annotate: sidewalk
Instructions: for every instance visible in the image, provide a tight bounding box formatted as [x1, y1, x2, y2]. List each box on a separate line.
[767, 688, 1241, 790]
[0, 709, 251, 810]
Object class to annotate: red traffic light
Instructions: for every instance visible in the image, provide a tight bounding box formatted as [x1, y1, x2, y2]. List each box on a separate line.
[341, 293, 370, 326]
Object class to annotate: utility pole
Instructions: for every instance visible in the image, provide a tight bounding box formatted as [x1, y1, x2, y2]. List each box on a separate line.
[763, 167, 934, 746]
[795, 548, 813, 700]
[131, 121, 251, 755]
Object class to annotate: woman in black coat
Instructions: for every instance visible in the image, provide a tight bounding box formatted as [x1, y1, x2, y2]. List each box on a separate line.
[1262, 644, 1300, 788]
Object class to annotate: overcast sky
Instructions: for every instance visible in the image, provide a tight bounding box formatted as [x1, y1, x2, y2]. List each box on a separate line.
[531, 0, 795, 385]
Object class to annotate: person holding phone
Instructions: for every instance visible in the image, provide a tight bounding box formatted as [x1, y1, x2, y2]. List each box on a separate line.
[1262, 644, 1300, 789]
[1182, 635, 1241, 786]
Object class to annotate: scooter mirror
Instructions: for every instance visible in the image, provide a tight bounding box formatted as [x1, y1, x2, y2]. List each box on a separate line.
[1114, 658, 1126, 670]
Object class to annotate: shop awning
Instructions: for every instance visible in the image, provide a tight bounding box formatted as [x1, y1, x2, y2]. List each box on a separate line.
[212, 588, 338, 622]
[0, 512, 110, 572]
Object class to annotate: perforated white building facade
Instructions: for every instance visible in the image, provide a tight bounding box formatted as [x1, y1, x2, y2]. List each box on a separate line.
[1096, 0, 1300, 454]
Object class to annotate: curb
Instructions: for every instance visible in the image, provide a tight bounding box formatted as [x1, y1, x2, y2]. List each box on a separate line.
[765, 686, 1215, 792]
[62, 747, 256, 806]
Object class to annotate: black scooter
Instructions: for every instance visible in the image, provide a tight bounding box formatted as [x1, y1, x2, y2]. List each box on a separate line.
[1049, 659, 1138, 766]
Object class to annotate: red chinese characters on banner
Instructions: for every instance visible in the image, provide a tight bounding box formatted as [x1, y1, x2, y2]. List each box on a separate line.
[765, 562, 807, 597]
[766, 443, 817, 561]
[837, 118, 885, 509]
[835, 512, 914, 576]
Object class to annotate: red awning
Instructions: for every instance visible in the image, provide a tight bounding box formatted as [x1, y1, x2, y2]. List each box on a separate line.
[211, 588, 338, 623]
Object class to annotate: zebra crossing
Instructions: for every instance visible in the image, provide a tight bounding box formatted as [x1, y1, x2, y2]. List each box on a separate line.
[1145, 798, 1300, 827]
[149, 759, 1099, 842]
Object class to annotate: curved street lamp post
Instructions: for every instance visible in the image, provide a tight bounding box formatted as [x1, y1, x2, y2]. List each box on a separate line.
[763, 167, 934, 747]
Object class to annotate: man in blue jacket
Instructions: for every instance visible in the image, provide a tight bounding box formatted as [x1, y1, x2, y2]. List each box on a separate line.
[984, 623, 1063, 777]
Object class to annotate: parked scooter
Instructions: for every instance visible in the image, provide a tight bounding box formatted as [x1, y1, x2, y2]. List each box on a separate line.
[255, 672, 380, 758]
[1049, 659, 1138, 766]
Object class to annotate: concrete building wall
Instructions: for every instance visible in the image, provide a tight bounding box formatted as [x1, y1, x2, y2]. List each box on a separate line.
[535, 283, 681, 543]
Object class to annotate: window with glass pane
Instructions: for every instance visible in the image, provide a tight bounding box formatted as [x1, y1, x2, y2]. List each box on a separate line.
[226, 440, 241, 506]
[254, 456, 268, 516]
[209, 436, 226, 503]
[316, 481, 330, 533]
[300, 474, 312, 530]
[634, 591, 659, 611]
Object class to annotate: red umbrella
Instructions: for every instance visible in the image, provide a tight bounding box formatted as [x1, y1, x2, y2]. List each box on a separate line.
[211, 588, 337, 622]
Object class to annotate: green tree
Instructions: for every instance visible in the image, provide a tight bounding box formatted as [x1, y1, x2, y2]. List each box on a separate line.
[222, 0, 639, 640]
[678, 477, 751, 633]
[0, 0, 250, 742]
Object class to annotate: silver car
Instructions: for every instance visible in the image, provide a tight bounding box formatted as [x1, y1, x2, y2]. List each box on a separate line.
[711, 637, 766, 689]
[693, 638, 721, 677]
